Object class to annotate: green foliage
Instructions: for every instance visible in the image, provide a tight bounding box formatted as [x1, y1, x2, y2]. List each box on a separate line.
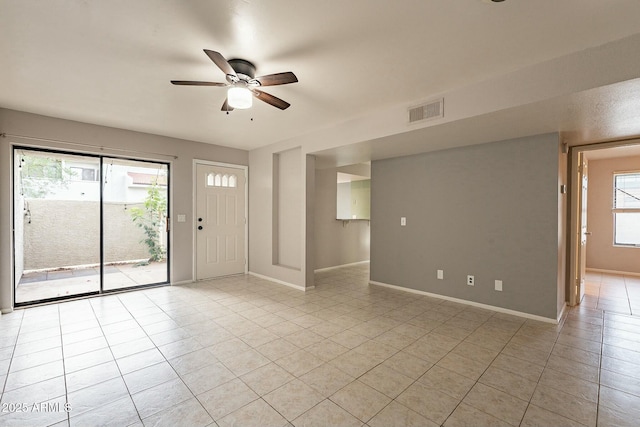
[130, 185, 167, 262]
[20, 155, 75, 198]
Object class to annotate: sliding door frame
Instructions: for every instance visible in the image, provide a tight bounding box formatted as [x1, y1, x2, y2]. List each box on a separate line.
[12, 145, 171, 307]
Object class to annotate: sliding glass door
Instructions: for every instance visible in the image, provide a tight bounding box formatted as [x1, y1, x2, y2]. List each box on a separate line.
[13, 148, 170, 306]
[102, 158, 168, 291]
[14, 149, 101, 303]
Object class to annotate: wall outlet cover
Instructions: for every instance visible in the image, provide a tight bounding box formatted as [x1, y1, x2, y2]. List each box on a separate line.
[467, 275, 474, 286]
[437, 270, 444, 280]
[495, 280, 503, 291]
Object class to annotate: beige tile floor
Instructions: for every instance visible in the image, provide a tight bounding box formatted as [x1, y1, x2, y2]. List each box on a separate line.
[582, 270, 640, 316]
[0, 263, 639, 426]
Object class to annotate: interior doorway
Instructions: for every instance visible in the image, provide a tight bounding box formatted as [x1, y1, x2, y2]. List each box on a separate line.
[568, 140, 640, 310]
[13, 147, 170, 306]
[313, 163, 371, 273]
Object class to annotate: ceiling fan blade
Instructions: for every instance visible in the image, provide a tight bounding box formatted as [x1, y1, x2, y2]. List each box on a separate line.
[221, 98, 234, 112]
[253, 89, 291, 110]
[255, 72, 298, 87]
[171, 80, 227, 86]
[204, 49, 236, 76]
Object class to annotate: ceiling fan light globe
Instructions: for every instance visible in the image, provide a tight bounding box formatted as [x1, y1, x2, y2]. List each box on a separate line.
[227, 87, 252, 109]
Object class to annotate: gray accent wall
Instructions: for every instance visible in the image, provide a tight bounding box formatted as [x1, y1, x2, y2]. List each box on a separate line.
[370, 133, 563, 319]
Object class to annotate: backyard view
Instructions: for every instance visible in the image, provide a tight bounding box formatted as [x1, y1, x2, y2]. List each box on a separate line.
[14, 150, 168, 304]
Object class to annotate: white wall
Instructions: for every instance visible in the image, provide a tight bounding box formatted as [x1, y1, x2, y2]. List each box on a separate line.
[0, 108, 248, 311]
[273, 147, 303, 269]
[249, 145, 312, 289]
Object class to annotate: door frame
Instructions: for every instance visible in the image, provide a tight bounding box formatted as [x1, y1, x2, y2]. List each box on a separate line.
[192, 160, 248, 281]
[568, 148, 587, 306]
[568, 138, 640, 306]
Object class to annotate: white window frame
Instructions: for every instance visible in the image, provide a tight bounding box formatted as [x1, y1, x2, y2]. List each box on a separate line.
[613, 170, 640, 247]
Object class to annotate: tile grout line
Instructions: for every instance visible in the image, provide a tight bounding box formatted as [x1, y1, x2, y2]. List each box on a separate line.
[0, 310, 25, 421]
[517, 316, 561, 427]
[443, 311, 532, 426]
[82, 295, 150, 424]
[623, 275, 633, 315]
[595, 308, 607, 427]
[533, 305, 601, 426]
[113, 292, 203, 424]
[0, 311, 24, 397]
[57, 305, 71, 426]
[143, 285, 272, 424]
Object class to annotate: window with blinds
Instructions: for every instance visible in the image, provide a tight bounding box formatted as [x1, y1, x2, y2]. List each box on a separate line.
[613, 172, 640, 246]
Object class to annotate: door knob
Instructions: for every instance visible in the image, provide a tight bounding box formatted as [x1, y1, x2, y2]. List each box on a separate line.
[198, 226, 203, 230]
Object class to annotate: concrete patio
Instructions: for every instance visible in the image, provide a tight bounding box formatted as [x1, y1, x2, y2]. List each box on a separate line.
[16, 261, 167, 303]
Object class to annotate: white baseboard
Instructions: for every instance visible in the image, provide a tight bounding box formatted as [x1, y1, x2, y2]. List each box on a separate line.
[557, 303, 568, 324]
[369, 280, 559, 324]
[314, 260, 370, 273]
[249, 271, 314, 292]
[586, 268, 640, 278]
[171, 280, 194, 286]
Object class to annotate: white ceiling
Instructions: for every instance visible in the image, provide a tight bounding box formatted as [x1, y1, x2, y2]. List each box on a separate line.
[2, 0, 640, 159]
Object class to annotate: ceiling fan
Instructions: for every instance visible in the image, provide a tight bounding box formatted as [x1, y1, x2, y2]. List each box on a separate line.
[171, 49, 298, 111]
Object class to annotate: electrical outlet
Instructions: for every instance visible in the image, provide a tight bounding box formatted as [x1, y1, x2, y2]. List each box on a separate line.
[467, 275, 474, 286]
[495, 280, 503, 291]
[437, 270, 444, 280]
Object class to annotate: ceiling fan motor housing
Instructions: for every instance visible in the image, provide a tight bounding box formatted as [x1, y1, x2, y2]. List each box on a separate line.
[227, 59, 257, 84]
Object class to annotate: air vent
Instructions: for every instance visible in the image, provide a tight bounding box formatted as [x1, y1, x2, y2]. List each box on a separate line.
[408, 98, 444, 124]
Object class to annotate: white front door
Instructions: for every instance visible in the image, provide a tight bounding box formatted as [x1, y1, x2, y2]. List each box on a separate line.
[195, 163, 246, 280]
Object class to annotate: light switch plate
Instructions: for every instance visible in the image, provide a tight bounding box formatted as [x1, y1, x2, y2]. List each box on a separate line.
[401, 217, 406, 226]
[495, 280, 503, 291]
[437, 270, 444, 280]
